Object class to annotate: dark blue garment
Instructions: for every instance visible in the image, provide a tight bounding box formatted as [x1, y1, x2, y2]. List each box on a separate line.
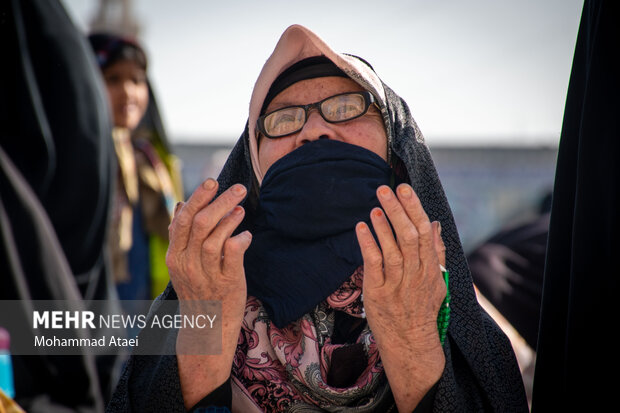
[244, 139, 392, 327]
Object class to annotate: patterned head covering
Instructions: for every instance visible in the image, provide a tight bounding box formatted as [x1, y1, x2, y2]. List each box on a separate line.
[87, 32, 147, 71]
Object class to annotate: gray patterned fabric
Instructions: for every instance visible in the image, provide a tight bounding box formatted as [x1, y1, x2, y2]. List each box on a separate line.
[107, 50, 527, 413]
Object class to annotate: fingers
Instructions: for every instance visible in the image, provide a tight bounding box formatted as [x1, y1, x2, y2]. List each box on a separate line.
[369, 206, 406, 287]
[376, 186, 420, 270]
[393, 184, 435, 262]
[221, 230, 253, 280]
[167, 179, 248, 278]
[199, 205, 246, 273]
[356, 221, 385, 289]
[359, 184, 442, 290]
[168, 178, 219, 256]
[173, 201, 184, 218]
[183, 184, 247, 253]
[432, 221, 446, 269]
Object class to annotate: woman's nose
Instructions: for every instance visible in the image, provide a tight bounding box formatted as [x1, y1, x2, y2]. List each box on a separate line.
[120, 80, 135, 98]
[295, 110, 336, 145]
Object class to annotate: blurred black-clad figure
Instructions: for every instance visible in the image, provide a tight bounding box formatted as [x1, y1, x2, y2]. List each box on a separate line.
[0, 0, 118, 411]
[532, 1, 620, 411]
[468, 193, 550, 407]
[469, 192, 551, 351]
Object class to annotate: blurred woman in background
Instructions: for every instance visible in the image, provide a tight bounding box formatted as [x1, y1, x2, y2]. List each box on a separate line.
[89, 33, 183, 302]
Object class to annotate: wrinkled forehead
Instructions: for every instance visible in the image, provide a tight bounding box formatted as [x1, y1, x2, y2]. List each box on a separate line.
[248, 25, 390, 184]
[260, 56, 349, 114]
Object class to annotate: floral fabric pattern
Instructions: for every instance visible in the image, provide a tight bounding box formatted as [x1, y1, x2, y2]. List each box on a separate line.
[232, 267, 389, 412]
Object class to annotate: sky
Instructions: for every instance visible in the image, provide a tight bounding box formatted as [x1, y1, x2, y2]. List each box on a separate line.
[61, 0, 584, 146]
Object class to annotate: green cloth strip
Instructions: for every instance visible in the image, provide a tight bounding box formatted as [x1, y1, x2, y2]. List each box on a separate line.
[437, 270, 451, 345]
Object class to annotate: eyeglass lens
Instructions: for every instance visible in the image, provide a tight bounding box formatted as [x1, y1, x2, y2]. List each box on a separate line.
[262, 92, 369, 138]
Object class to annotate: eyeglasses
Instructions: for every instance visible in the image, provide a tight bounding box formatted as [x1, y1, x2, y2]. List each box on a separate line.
[257, 91, 378, 139]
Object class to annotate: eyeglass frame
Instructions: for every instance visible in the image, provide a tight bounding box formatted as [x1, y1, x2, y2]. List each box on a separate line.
[256, 91, 378, 139]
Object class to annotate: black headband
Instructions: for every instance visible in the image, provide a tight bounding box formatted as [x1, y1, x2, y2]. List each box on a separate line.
[261, 56, 348, 114]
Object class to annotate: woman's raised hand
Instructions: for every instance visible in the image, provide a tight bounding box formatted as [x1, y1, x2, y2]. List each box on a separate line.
[355, 183, 446, 412]
[167, 178, 250, 305]
[166, 178, 251, 408]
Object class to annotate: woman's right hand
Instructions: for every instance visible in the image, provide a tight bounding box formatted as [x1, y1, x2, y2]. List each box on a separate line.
[166, 178, 252, 408]
[167, 177, 251, 317]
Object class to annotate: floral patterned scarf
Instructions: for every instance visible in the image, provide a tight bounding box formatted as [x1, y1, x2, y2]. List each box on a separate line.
[232, 267, 395, 412]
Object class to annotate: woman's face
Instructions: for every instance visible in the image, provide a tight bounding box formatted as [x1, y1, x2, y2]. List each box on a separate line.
[258, 76, 388, 175]
[103, 60, 149, 130]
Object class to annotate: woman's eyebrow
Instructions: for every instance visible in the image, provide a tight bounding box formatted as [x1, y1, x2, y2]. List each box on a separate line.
[267, 91, 361, 112]
[265, 101, 304, 114]
[270, 100, 301, 109]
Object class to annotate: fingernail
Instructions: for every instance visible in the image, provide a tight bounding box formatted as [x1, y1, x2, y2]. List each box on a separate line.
[437, 221, 442, 235]
[232, 184, 246, 196]
[241, 230, 252, 242]
[357, 222, 369, 233]
[174, 201, 183, 216]
[398, 185, 412, 198]
[233, 206, 244, 215]
[203, 179, 216, 190]
[372, 208, 384, 218]
[378, 186, 391, 199]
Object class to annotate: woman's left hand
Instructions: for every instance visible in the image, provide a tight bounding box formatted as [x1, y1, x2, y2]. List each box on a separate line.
[355, 183, 446, 412]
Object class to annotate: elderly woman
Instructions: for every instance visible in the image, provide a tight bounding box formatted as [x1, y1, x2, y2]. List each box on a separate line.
[108, 25, 527, 412]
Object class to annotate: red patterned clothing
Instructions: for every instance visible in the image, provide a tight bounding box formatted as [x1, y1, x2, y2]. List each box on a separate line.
[231, 268, 393, 412]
